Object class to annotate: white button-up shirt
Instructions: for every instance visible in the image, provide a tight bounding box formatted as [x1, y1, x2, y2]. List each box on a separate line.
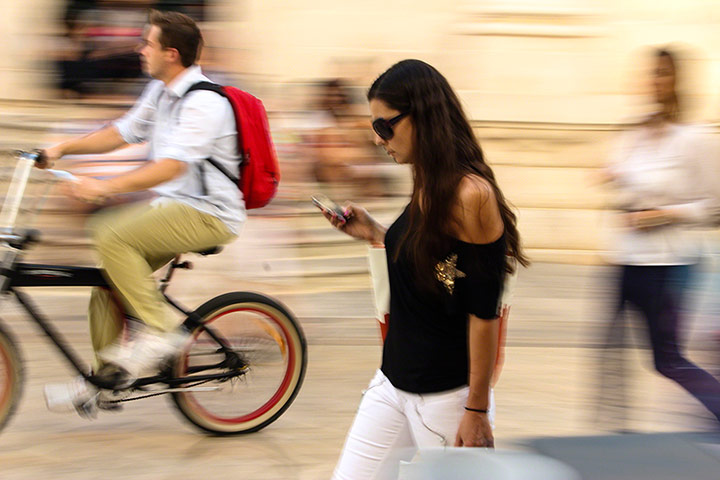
[114, 65, 245, 234]
[607, 123, 718, 265]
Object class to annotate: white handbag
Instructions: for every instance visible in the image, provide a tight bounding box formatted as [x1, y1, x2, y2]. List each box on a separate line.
[493, 259, 517, 387]
[367, 246, 390, 340]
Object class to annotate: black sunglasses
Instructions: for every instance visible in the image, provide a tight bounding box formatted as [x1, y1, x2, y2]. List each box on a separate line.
[372, 112, 409, 141]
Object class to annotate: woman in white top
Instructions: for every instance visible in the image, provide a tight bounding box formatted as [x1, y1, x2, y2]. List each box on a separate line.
[601, 48, 720, 425]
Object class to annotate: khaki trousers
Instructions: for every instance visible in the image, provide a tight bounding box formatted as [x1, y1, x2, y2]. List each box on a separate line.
[87, 201, 237, 365]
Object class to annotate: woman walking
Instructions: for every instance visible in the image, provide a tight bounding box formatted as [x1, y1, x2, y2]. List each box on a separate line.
[323, 59, 528, 480]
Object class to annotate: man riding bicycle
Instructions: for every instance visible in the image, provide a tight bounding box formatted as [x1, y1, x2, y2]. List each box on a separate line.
[42, 10, 243, 417]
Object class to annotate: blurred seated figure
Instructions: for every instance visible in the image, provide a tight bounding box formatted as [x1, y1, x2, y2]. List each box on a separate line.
[55, 11, 88, 98]
[54, 1, 146, 98]
[304, 79, 398, 198]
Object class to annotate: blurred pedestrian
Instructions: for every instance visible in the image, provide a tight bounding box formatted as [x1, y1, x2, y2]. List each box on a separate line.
[323, 59, 528, 480]
[598, 47, 720, 428]
[54, 3, 143, 98]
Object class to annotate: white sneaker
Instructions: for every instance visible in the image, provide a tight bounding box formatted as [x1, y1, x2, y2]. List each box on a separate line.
[44, 376, 98, 419]
[99, 327, 189, 381]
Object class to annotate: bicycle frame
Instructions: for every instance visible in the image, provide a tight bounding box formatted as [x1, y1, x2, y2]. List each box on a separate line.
[1, 259, 243, 390]
[0, 151, 245, 392]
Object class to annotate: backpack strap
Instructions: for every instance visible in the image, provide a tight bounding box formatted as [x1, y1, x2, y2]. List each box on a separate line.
[198, 162, 207, 197]
[182, 81, 242, 185]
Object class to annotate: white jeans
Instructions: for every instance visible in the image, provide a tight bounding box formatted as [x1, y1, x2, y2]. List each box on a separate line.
[332, 370, 495, 480]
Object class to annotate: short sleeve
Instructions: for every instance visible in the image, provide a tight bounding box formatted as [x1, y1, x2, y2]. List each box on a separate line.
[114, 80, 163, 144]
[452, 240, 506, 319]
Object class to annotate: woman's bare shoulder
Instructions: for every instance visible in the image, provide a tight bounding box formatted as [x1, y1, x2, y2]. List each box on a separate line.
[457, 174, 493, 206]
[452, 174, 504, 243]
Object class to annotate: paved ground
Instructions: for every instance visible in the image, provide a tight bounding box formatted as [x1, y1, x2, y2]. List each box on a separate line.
[1, 103, 719, 478]
[0, 207, 719, 479]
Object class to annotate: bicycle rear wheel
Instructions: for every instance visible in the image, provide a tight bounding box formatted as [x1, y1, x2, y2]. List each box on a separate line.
[0, 322, 23, 434]
[171, 292, 307, 434]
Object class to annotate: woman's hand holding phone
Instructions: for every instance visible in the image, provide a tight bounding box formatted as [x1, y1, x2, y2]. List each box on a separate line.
[313, 195, 386, 246]
[312, 194, 347, 224]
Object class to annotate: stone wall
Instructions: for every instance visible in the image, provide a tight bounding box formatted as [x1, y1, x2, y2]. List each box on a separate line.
[3, 0, 720, 263]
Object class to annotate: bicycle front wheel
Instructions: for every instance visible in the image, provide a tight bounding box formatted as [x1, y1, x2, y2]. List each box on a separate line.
[0, 322, 23, 434]
[171, 292, 307, 434]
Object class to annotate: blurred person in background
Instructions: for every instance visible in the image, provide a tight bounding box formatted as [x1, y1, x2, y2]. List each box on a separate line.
[54, 7, 89, 98]
[54, 1, 147, 98]
[324, 59, 528, 480]
[41, 9, 242, 417]
[305, 78, 393, 198]
[597, 47, 720, 429]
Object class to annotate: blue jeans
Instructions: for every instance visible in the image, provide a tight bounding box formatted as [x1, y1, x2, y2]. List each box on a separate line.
[611, 265, 720, 422]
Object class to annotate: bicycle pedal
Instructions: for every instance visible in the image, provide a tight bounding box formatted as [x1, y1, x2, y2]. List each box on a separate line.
[97, 400, 124, 412]
[99, 387, 132, 401]
[94, 364, 136, 390]
[75, 398, 98, 420]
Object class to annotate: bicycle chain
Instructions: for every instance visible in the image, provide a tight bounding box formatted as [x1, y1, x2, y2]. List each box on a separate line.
[105, 379, 215, 404]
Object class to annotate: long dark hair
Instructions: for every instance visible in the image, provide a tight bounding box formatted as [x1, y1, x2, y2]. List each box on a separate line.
[368, 59, 528, 290]
[655, 48, 681, 123]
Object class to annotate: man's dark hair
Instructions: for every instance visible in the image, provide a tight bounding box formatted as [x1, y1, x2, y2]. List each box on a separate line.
[148, 9, 203, 68]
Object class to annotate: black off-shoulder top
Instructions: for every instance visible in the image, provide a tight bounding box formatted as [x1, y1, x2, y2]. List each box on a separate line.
[380, 205, 506, 393]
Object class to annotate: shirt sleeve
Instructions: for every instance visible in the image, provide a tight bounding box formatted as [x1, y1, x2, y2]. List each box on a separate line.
[114, 80, 163, 144]
[665, 125, 720, 226]
[154, 90, 233, 165]
[453, 241, 506, 319]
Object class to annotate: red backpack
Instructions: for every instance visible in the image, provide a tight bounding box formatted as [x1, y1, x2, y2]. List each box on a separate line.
[185, 81, 280, 209]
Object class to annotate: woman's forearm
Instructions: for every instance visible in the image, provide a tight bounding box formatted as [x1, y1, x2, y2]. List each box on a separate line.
[370, 221, 387, 247]
[466, 315, 499, 410]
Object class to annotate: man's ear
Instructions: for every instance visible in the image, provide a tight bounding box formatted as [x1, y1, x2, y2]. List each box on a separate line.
[165, 47, 180, 65]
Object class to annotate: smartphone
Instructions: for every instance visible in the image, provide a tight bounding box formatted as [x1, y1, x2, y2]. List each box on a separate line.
[311, 193, 346, 223]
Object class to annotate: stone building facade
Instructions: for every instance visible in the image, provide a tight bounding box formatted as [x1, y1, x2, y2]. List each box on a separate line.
[3, 0, 720, 262]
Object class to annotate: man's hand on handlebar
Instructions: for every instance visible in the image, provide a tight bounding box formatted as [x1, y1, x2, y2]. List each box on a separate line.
[35, 147, 61, 170]
[31, 148, 109, 204]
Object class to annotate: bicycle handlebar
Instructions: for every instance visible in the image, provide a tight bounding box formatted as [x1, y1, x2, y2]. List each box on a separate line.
[0, 150, 78, 233]
[12, 151, 78, 179]
[15, 149, 42, 165]
[14, 150, 77, 182]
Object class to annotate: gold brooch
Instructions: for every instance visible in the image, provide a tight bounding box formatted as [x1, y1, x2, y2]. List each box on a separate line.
[435, 253, 466, 294]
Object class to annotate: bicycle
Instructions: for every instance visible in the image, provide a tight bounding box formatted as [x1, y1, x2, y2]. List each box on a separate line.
[0, 150, 307, 435]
